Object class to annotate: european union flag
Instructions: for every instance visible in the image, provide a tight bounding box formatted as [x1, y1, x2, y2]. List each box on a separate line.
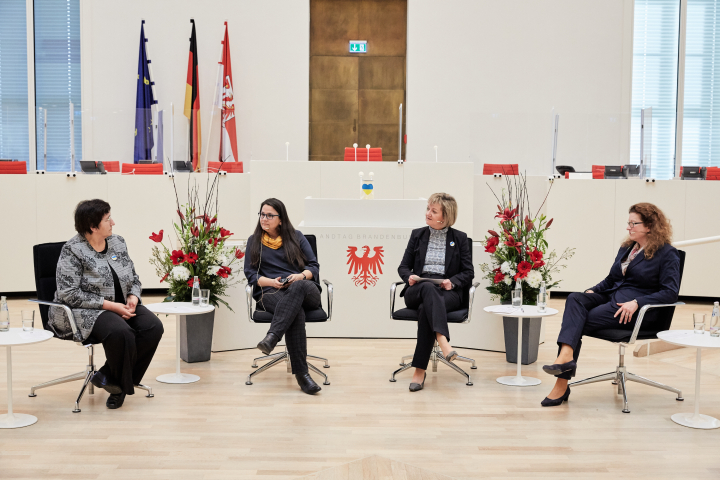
[133, 21, 156, 163]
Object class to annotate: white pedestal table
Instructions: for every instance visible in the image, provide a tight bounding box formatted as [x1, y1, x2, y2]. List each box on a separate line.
[657, 330, 720, 429]
[0, 328, 54, 428]
[484, 305, 558, 386]
[146, 302, 215, 384]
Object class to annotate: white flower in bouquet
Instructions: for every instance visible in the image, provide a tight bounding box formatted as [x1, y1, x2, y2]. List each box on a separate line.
[217, 253, 229, 266]
[170, 265, 191, 282]
[500, 261, 514, 274]
[503, 276, 512, 285]
[207, 265, 221, 276]
[526, 270, 542, 288]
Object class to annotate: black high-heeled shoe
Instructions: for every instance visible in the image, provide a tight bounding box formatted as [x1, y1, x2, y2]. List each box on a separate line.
[409, 373, 426, 392]
[542, 360, 577, 376]
[257, 332, 280, 355]
[541, 387, 570, 407]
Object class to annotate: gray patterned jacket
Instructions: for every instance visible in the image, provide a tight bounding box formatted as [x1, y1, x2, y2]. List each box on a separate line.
[49, 234, 142, 342]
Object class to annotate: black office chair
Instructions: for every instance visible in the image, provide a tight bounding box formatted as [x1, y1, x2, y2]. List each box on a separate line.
[388, 239, 480, 386]
[244, 234, 334, 386]
[28, 242, 153, 413]
[570, 249, 686, 413]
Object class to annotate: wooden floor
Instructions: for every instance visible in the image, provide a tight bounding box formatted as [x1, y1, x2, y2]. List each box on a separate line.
[1, 296, 719, 480]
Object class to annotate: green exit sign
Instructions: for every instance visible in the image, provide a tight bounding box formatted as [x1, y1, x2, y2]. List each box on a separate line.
[349, 40, 367, 53]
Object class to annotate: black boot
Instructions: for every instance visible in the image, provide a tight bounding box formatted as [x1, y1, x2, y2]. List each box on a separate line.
[106, 393, 126, 409]
[295, 373, 322, 395]
[257, 332, 280, 355]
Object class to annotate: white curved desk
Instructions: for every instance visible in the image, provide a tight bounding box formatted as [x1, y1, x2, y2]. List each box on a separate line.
[0, 328, 54, 428]
[657, 330, 720, 429]
[146, 302, 214, 384]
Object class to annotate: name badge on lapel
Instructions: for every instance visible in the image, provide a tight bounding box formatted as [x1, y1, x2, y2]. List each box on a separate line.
[450, 242, 455, 247]
[110, 254, 118, 261]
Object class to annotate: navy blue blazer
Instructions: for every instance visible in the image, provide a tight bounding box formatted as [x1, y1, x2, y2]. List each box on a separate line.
[589, 243, 680, 309]
[397, 226, 474, 299]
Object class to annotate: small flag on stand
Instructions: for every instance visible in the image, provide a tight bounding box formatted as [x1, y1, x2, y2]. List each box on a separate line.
[217, 21, 239, 165]
[184, 19, 202, 171]
[133, 21, 156, 164]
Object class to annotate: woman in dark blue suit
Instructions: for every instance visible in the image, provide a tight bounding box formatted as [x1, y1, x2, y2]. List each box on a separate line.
[397, 193, 474, 392]
[541, 203, 680, 406]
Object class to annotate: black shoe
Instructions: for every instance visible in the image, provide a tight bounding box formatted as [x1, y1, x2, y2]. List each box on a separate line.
[542, 360, 577, 376]
[295, 373, 322, 395]
[409, 373, 426, 392]
[91, 371, 122, 395]
[257, 332, 280, 355]
[541, 387, 571, 407]
[106, 393, 126, 409]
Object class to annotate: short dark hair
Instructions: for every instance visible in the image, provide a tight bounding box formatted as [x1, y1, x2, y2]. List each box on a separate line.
[74, 199, 111, 236]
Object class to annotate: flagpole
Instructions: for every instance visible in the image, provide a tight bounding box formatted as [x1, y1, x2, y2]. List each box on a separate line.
[203, 22, 226, 173]
[170, 102, 175, 174]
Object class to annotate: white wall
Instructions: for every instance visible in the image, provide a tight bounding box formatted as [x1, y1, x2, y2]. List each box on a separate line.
[406, 0, 634, 174]
[80, 0, 309, 166]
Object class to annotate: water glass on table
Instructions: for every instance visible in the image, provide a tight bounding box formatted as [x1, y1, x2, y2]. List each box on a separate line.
[22, 310, 34, 333]
[694, 313, 706, 334]
[200, 289, 210, 307]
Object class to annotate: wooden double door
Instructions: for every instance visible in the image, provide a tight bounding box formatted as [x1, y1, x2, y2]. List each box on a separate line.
[310, 0, 407, 162]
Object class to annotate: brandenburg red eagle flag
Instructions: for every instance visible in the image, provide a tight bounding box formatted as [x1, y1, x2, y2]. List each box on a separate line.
[184, 20, 201, 171]
[217, 22, 239, 164]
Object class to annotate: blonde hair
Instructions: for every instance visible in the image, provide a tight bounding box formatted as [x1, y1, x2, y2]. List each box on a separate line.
[428, 192, 458, 227]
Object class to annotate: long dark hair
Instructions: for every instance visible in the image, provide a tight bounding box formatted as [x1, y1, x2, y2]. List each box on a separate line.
[249, 198, 307, 269]
[621, 202, 673, 260]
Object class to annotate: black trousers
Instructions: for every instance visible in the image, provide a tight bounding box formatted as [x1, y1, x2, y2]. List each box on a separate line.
[258, 280, 321, 375]
[555, 292, 638, 380]
[86, 304, 164, 395]
[404, 279, 461, 370]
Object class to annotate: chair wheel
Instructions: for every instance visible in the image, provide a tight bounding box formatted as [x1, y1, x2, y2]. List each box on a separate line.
[466, 382, 473, 386]
[389, 378, 396, 382]
[146, 393, 154, 398]
[28, 393, 36, 398]
[73, 409, 81, 413]
[245, 381, 253, 385]
[323, 381, 330, 385]
[622, 409, 630, 413]
[677, 397, 684, 401]
[323, 365, 330, 368]
[252, 365, 258, 368]
[471, 366, 477, 370]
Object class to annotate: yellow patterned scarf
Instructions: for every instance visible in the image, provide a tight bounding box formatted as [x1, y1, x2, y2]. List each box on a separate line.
[261, 233, 283, 250]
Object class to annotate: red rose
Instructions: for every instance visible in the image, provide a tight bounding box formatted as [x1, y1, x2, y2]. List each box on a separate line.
[219, 227, 233, 238]
[235, 248, 245, 260]
[488, 230, 500, 237]
[160, 273, 169, 283]
[493, 271, 505, 284]
[149, 230, 164, 242]
[184, 252, 198, 264]
[485, 236, 499, 253]
[171, 250, 185, 265]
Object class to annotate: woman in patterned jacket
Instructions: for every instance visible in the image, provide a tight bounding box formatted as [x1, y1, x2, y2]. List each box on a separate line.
[49, 199, 164, 409]
[397, 193, 474, 392]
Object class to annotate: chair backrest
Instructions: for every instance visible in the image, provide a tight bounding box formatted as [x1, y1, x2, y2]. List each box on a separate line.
[121, 163, 163, 175]
[0, 161, 27, 174]
[102, 161, 120, 173]
[645, 249, 686, 333]
[343, 147, 382, 161]
[208, 161, 244, 173]
[32, 242, 66, 333]
[592, 165, 605, 179]
[459, 238, 473, 309]
[482, 164, 518, 175]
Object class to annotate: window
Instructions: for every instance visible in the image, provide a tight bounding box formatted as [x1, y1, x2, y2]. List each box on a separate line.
[0, 0, 29, 167]
[630, 0, 681, 179]
[682, 0, 720, 168]
[34, 0, 82, 172]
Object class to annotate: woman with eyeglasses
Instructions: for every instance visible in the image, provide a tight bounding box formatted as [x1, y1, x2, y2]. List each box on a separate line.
[541, 203, 680, 407]
[243, 198, 323, 395]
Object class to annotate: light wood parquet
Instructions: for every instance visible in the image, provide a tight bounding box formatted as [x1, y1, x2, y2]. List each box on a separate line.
[1, 296, 719, 480]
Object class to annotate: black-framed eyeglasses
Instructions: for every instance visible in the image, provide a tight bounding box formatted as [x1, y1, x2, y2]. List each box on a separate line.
[258, 213, 279, 220]
[627, 221, 644, 228]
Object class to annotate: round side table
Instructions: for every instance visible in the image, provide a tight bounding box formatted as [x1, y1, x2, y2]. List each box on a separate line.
[0, 328, 54, 428]
[145, 302, 214, 384]
[657, 329, 720, 430]
[484, 305, 558, 386]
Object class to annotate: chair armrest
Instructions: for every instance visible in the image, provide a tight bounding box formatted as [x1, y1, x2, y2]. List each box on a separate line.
[245, 284, 255, 323]
[390, 281, 405, 320]
[464, 282, 482, 324]
[322, 280, 333, 321]
[28, 299, 80, 344]
[629, 301, 685, 344]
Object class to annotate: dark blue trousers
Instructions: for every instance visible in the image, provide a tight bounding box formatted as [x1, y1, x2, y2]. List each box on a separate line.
[555, 292, 638, 380]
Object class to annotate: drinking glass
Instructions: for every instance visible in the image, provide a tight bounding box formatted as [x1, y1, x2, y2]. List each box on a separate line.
[22, 310, 34, 333]
[200, 289, 211, 307]
[537, 293, 547, 313]
[693, 313, 705, 334]
[511, 289, 522, 307]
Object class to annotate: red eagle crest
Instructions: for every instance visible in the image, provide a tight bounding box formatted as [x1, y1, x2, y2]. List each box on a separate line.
[346, 245, 385, 289]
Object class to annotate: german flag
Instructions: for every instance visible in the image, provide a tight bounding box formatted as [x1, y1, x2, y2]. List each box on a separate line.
[184, 20, 201, 171]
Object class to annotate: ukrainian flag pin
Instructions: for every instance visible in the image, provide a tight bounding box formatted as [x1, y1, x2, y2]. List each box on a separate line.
[450, 242, 455, 247]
